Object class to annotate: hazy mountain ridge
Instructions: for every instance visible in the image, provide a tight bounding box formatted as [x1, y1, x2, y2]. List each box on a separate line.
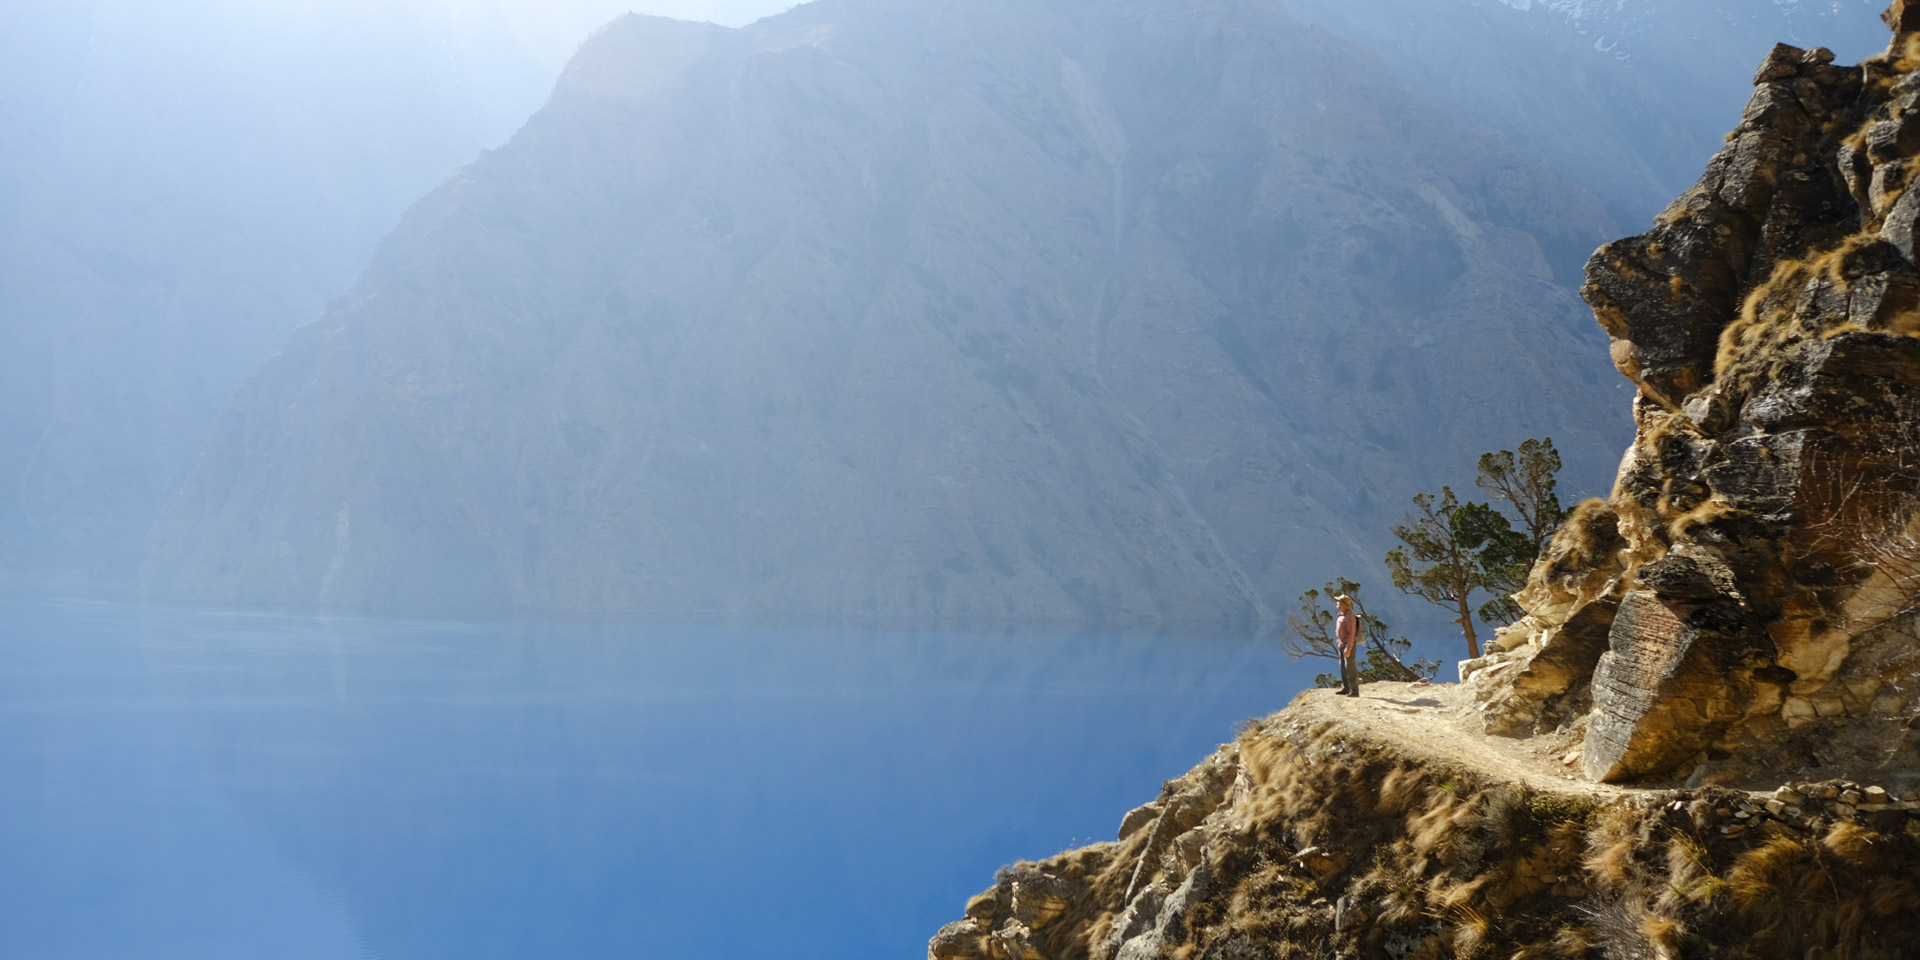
[1285, 0, 1891, 225]
[1497, 0, 1879, 51]
[0, 0, 644, 596]
[141, 0, 1628, 620]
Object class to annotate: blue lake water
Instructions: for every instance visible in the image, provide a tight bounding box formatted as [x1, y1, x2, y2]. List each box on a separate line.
[0, 600, 1320, 959]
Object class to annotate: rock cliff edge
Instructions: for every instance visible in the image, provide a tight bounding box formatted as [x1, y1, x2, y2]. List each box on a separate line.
[932, 7, 1920, 957]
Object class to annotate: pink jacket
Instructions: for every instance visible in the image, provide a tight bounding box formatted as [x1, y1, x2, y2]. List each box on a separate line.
[1335, 610, 1360, 653]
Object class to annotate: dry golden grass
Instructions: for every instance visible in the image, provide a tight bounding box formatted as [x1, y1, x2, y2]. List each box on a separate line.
[1639, 908, 1684, 957]
[1582, 804, 1643, 892]
[1539, 497, 1623, 582]
[952, 715, 1920, 960]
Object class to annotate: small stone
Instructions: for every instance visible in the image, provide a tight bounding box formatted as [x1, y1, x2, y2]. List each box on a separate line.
[1816, 784, 1841, 800]
[1735, 810, 1752, 819]
[1867, 786, 1891, 804]
[1766, 799, 1787, 815]
[1776, 787, 1807, 805]
[1723, 823, 1748, 838]
[1833, 802, 1859, 818]
[1842, 790, 1864, 806]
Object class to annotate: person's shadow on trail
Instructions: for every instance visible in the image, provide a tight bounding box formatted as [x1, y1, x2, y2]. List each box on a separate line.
[1375, 697, 1443, 708]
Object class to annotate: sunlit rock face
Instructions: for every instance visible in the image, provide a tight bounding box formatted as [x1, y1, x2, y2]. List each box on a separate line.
[141, 0, 1630, 619]
[1484, 9, 1920, 783]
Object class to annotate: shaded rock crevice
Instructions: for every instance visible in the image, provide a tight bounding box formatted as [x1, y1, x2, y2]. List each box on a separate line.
[1486, 10, 1920, 785]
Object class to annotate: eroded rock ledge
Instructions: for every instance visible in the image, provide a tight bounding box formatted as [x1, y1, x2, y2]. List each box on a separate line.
[931, 689, 1920, 960]
[1472, 3, 1920, 786]
[934, 8, 1920, 956]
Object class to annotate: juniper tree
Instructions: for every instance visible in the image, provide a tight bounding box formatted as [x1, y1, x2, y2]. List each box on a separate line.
[1476, 437, 1567, 552]
[1453, 500, 1533, 627]
[1386, 487, 1496, 659]
[1389, 440, 1569, 658]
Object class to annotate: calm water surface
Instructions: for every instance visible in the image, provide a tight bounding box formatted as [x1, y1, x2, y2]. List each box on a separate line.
[0, 600, 1317, 959]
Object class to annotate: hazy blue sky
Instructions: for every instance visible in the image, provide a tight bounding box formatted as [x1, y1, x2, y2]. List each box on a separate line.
[478, 0, 803, 68]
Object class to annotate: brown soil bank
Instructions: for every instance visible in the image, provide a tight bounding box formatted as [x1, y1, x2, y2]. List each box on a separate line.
[930, 686, 1920, 960]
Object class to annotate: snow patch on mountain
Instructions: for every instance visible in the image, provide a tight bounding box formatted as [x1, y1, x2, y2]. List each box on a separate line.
[1491, 0, 1882, 62]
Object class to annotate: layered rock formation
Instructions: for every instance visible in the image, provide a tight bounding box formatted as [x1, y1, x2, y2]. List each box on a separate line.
[140, 0, 1629, 619]
[1465, 7, 1920, 785]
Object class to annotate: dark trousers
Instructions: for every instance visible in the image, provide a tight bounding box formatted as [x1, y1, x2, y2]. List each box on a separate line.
[1339, 649, 1359, 695]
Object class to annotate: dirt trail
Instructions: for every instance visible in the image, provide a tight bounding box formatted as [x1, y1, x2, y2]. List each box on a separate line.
[1279, 681, 1643, 800]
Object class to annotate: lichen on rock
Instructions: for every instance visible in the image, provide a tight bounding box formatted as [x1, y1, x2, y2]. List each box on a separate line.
[1482, 8, 1920, 786]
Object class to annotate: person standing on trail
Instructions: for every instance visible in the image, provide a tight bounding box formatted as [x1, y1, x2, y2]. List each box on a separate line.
[1335, 594, 1362, 697]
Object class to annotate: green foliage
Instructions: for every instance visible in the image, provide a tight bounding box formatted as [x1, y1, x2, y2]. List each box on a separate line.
[1387, 438, 1568, 657]
[1524, 790, 1596, 826]
[1386, 486, 1491, 658]
[1285, 578, 1441, 687]
[1453, 500, 1532, 626]
[1476, 437, 1567, 550]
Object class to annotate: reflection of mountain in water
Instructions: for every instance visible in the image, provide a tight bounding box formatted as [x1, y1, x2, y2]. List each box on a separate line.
[0, 601, 1307, 959]
[142, 0, 1633, 621]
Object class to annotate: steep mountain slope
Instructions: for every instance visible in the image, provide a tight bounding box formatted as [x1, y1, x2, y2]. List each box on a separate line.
[1470, 5, 1920, 787]
[141, 0, 1628, 619]
[933, 685, 1920, 960]
[0, 0, 648, 596]
[930, 20, 1920, 957]
[1286, 0, 1891, 224]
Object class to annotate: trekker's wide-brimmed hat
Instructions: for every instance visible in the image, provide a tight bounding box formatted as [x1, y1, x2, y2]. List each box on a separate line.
[1333, 594, 1352, 604]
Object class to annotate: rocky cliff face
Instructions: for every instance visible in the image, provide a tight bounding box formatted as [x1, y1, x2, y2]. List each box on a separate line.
[932, 686, 1920, 960]
[1467, 6, 1920, 786]
[929, 9, 1920, 957]
[140, 0, 1629, 619]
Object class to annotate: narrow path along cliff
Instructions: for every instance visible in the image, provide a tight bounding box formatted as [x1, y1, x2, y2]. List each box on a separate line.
[1287, 682, 1632, 802]
[932, 683, 1920, 960]
[932, 8, 1920, 956]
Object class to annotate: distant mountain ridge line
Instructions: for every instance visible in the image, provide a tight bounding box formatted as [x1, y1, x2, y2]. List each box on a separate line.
[136, 0, 1631, 622]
